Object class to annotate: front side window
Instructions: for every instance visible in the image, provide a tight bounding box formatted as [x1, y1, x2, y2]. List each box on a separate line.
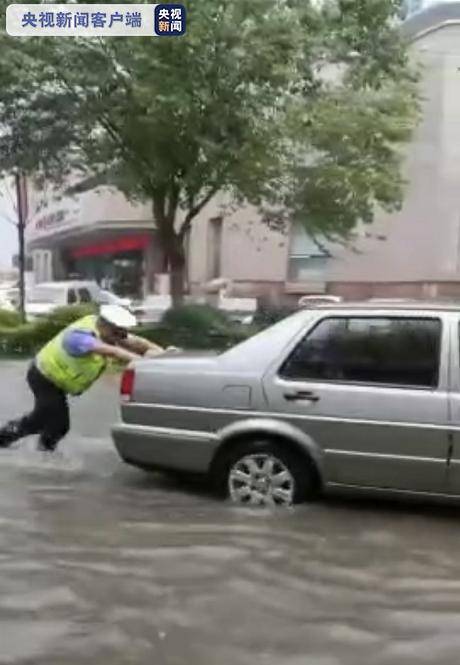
[280, 316, 441, 388]
[67, 289, 77, 305]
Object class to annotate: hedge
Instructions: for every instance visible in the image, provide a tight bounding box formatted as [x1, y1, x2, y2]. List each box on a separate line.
[154, 304, 256, 349]
[253, 304, 298, 327]
[0, 303, 258, 357]
[0, 304, 97, 356]
[0, 309, 22, 329]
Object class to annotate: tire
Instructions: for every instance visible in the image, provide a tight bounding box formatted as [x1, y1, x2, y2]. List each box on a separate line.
[214, 438, 318, 507]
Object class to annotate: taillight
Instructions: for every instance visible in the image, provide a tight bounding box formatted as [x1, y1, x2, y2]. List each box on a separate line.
[120, 368, 135, 402]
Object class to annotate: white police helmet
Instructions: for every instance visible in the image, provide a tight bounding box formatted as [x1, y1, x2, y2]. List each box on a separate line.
[99, 304, 137, 330]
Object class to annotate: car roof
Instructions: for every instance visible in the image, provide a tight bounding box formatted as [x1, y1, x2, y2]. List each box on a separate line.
[34, 281, 96, 289]
[309, 300, 460, 313]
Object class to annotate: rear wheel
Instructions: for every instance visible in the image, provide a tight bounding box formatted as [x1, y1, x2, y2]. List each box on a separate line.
[215, 439, 317, 507]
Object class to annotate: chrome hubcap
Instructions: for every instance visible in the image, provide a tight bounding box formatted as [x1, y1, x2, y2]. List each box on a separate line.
[228, 454, 295, 507]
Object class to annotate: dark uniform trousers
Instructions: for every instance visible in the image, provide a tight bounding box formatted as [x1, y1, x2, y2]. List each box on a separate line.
[0, 363, 70, 451]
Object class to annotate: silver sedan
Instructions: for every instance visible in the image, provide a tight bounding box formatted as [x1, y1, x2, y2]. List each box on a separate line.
[112, 302, 460, 507]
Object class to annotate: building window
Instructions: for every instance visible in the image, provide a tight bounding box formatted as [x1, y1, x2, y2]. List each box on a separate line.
[207, 217, 223, 279]
[32, 250, 51, 282]
[288, 226, 330, 282]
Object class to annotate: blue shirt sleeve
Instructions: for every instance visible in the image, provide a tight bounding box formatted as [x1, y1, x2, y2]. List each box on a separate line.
[62, 329, 99, 357]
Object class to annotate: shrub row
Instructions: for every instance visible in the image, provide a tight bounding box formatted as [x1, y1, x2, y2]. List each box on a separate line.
[253, 304, 298, 327]
[142, 304, 258, 350]
[0, 309, 22, 329]
[0, 303, 275, 356]
[0, 304, 97, 356]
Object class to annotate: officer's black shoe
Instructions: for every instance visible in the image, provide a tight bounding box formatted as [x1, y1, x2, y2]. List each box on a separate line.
[37, 437, 57, 453]
[0, 422, 21, 448]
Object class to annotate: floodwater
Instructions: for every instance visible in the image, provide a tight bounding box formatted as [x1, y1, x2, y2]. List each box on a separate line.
[1, 361, 460, 665]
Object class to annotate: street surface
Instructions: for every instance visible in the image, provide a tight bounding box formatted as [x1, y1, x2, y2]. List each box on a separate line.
[1, 361, 460, 665]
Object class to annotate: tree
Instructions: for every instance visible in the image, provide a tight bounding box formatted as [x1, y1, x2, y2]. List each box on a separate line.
[0, 174, 28, 321]
[14, 172, 27, 323]
[0, 0, 419, 304]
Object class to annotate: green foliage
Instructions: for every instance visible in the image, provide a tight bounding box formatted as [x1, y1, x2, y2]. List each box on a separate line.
[0, 0, 419, 262]
[0, 303, 254, 356]
[138, 305, 252, 350]
[40, 304, 97, 329]
[0, 304, 97, 356]
[162, 304, 229, 333]
[137, 324, 252, 351]
[0, 323, 37, 356]
[253, 305, 298, 328]
[0, 308, 21, 329]
[28, 304, 97, 346]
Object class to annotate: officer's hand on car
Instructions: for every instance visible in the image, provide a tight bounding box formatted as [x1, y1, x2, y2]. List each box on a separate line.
[144, 346, 181, 358]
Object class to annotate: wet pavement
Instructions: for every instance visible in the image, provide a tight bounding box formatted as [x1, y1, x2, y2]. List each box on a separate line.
[1, 360, 460, 664]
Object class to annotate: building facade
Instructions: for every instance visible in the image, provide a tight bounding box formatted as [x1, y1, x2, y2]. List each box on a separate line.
[26, 2, 460, 302]
[26, 184, 164, 299]
[185, 197, 329, 302]
[191, 2, 460, 302]
[325, 1, 460, 299]
[26, 183, 327, 303]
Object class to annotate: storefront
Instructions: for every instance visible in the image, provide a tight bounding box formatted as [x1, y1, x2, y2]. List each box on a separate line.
[65, 233, 152, 298]
[25, 178, 165, 297]
[28, 219, 163, 299]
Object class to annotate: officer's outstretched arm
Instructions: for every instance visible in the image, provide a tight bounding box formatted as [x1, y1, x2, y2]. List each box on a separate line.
[119, 334, 164, 357]
[93, 341, 139, 363]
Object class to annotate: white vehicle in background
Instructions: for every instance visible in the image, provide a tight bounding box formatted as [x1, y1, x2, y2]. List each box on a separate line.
[0, 280, 17, 311]
[217, 292, 257, 324]
[98, 289, 132, 310]
[0, 280, 133, 318]
[132, 295, 174, 324]
[132, 293, 257, 325]
[0, 289, 16, 312]
[25, 281, 100, 319]
[24, 281, 133, 319]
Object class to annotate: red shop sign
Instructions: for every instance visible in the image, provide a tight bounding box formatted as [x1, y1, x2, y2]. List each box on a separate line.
[71, 234, 150, 259]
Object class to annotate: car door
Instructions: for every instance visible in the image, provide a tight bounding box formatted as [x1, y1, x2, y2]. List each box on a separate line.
[98, 291, 110, 305]
[262, 312, 450, 493]
[446, 315, 460, 493]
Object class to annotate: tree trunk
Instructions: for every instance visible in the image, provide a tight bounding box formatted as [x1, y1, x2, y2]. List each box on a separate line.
[169, 248, 186, 308]
[152, 194, 185, 308]
[162, 233, 186, 308]
[15, 172, 27, 324]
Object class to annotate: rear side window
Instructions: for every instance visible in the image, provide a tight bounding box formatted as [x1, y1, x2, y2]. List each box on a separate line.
[280, 316, 441, 388]
[78, 288, 92, 303]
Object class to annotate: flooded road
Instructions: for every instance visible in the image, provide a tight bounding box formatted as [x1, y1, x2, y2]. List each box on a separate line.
[1, 361, 460, 664]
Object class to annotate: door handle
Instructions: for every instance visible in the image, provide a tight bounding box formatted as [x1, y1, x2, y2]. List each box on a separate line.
[283, 390, 320, 403]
